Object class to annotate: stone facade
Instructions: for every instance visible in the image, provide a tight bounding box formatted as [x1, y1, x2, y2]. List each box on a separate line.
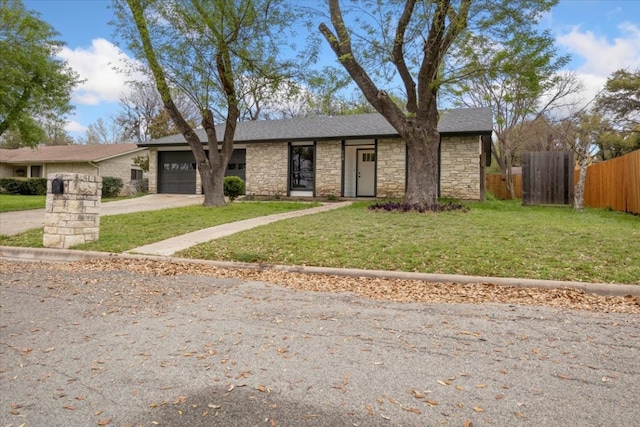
[147, 136, 482, 200]
[148, 148, 158, 194]
[38, 162, 97, 176]
[376, 138, 406, 198]
[315, 140, 342, 197]
[43, 173, 102, 249]
[0, 163, 13, 177]
[440, 135, 480, 199]
[246, 142, 288, 196]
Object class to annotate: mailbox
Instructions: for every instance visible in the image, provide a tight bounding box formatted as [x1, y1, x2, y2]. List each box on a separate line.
[52, 178, 64, 194]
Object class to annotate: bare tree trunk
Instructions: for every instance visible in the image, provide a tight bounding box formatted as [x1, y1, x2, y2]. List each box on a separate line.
[497, 135, 515, 199]
[199, 164, 226, 206]
[574, 153, 588, 210]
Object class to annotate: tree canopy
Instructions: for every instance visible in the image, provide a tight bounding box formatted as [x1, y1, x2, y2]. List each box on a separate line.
[596, 68, 640, 130]
[0, 0, 81, 146]
[319, 0, 559, 205]
[113, 0, 312, 206]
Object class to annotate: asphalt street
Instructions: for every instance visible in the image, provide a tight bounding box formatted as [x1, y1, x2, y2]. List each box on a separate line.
[0, 261, 638, 426]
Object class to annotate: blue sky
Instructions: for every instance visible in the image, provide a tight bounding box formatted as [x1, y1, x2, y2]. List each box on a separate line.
[22, 0, 640, 140]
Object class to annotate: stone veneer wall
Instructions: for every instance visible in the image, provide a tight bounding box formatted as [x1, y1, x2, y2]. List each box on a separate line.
[315, 140, 342, 197]
[43, 173, 102, 249]
[148, 148, 158, 194]
[44, 163, 97, 176]
[246, 142, 288, 196]
[376, 138, 406, 198]
[0, 163, 17, 177]
[98, 152, 145, 192]
[440, 135, 480, 200]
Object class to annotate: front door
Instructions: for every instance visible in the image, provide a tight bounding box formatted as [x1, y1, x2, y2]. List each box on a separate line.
[356, 149, 375, 197]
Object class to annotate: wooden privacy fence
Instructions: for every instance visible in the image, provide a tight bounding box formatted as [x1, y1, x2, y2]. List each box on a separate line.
[486, 174, 522, 199]
[575, 149, 640, 214]
[486, 149, 640, 214]
[522, 151, 574, 205]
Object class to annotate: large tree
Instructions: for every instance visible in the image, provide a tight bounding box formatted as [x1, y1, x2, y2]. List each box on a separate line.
[594, 68, 640, 159]
[113, 0, 309, 206]
[596, 68, 640, 131]
[0, 0, 81, 146]
[319, 0, 559, 205]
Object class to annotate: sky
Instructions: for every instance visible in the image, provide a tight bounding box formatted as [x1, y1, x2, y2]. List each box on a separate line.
[21, 0, 640, 140]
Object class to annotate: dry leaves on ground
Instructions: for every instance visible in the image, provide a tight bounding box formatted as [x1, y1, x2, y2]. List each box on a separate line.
[1, 258, 638, 314]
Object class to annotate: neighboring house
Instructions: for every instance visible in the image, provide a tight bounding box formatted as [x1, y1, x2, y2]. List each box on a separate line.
[138, 108, 493, 200]
[0, 144, 148, 194]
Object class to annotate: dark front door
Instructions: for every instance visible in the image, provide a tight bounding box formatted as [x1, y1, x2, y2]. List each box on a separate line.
[158, 151, 196, 194]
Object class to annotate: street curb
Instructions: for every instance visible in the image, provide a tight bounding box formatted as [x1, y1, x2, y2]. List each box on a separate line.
[2, 246, 639, 297]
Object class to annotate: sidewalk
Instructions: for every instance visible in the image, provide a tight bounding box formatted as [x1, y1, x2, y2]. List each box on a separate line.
[127, 201, 353, 256]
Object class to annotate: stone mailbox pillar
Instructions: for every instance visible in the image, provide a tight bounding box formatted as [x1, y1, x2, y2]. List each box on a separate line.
[43, 173, 102, 249]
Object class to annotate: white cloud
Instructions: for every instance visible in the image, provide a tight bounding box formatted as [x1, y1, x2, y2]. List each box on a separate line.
[58, 38, 146, 106]
[64, 120, 88, 134]
[555, 22, 640, 110]
[557, 22, 640, 76]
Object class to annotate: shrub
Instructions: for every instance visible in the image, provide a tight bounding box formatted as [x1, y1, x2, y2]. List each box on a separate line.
[0, 178, 47, 195]
[368, 201, 469, 213]
[223, 176, 245, 202]
[101, 176, 124, 199]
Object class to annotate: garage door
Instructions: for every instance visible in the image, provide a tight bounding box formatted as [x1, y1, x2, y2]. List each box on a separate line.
[158, 151, 196, 194]
[225, 149, 246, 182]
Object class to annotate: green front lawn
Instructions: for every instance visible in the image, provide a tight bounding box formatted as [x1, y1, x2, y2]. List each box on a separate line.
[1, 198, 638, 284]
[0, 194, 46, 212]
[0, 201, 319, 253]
[176, 200, 640, 284]
[0, 193, 146, 213]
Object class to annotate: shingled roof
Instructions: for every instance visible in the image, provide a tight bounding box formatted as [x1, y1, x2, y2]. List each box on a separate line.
[141, 107, 492, 146]
[0, 143, 144, 164]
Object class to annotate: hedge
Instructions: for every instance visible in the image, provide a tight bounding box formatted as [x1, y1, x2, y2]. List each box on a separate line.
[0, 178, 47, 195]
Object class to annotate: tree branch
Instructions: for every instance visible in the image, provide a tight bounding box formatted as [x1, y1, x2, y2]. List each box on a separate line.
[319, 0, 405, 128]
[392, 0, 418, 113]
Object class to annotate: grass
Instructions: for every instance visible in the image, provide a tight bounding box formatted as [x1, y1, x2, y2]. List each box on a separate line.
[176, 199, 640, 284]
[2, 197, 638, 284]
[0, 193, 146, 213]
[0, 194, 46, 212]
[0, 201, 319, 253]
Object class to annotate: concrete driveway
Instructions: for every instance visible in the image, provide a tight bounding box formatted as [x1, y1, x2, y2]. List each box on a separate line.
[0, 194, 204, 236]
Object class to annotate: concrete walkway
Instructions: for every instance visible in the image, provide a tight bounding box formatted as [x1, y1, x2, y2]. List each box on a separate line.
[0, 194, 204, 236]
[127, 201, 353, 256]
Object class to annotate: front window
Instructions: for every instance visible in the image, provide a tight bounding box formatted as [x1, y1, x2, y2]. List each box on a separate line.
[290, 145, 314, 191]
[30, 165, 42, 177]
[131, 169, 143, 180]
